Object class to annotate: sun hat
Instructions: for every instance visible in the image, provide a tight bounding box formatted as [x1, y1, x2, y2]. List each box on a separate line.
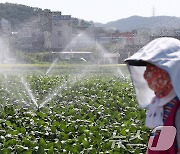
[125, 37, 180, 108]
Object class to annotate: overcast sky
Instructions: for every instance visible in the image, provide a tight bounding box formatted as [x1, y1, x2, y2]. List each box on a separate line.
[0, 0, 180, 23]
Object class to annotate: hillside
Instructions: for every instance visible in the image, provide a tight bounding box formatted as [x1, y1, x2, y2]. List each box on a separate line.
[0, 3, 93, 31]
[0, 3, 44, 30]
[1, 3, 180, 32]
[105, 15, 180, 32]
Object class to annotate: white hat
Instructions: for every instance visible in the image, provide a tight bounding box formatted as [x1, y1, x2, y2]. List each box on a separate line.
[125, 37, 180, 108]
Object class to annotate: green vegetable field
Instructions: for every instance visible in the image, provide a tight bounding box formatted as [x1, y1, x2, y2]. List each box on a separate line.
[0, 64, 150, 154]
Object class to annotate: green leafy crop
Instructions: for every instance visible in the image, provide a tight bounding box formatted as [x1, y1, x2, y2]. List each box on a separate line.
[0, 74, 150, 153]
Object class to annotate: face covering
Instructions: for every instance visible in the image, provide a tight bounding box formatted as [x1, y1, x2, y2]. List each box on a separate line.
[144, 64, 173, 98]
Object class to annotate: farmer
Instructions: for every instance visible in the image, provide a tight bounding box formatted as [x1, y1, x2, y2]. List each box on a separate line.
[124, 37, 180, 154]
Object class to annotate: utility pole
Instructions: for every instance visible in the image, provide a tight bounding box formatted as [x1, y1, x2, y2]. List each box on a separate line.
[152, 6, 156, 17]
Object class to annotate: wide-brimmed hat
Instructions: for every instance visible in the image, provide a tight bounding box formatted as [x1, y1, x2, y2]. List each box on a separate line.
[125, 37, 180, 108]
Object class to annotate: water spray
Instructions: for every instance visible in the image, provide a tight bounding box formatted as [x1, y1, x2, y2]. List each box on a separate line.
[21, 77, 39, 109]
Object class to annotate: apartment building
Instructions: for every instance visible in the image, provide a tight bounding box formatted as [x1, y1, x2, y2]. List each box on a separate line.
[16, 11, 72, 51]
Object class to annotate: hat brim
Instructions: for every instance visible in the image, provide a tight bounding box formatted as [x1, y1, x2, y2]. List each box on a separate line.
[125, 60, 147, 66]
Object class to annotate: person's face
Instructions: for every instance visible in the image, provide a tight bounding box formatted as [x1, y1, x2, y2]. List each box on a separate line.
[143, 64, 171, 92]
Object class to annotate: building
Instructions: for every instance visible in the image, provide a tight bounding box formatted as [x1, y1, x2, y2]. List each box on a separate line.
[0, 18, 11, 63]
[16, 16, 44, 50]
[103, 53, 120, 64]
[0, 18, 11, 36]
[52, 51, 92, 61]
[50, 12, 72, 50]
[16, 11, 72, 51]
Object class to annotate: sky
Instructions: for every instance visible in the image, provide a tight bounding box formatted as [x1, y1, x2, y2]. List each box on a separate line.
[0, 0, 180, 23]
